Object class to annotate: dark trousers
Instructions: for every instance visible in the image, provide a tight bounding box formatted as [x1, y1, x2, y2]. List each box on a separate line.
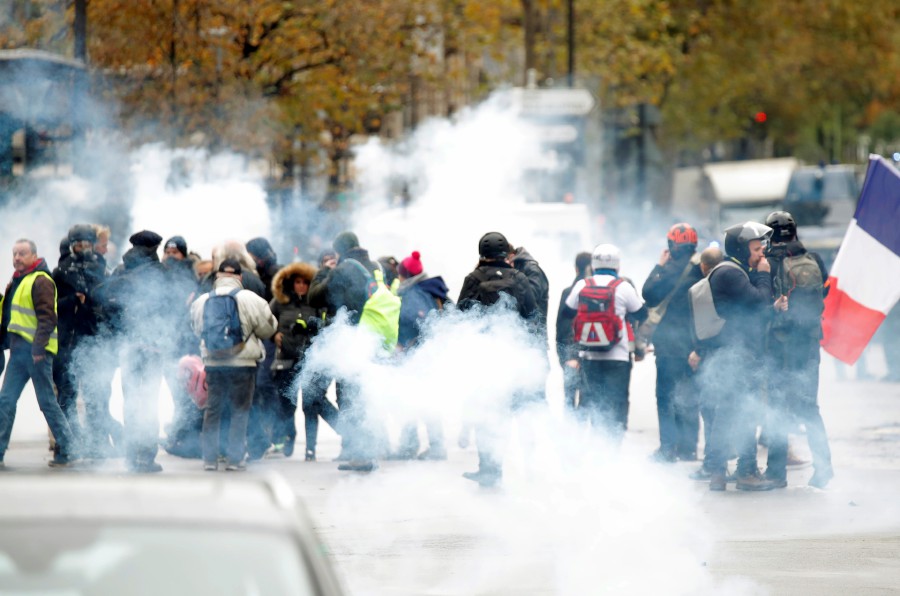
[0, 339, 75, 458]
[338, 381, 379, 461]
[120, 346, 163, 465]
[203, 366, 256, 465]
[655, 354, 700, 458]
[247, 340, 277, 457]
[578, 358, 632, 441]
[274, 368, 339, 453]
[563, 363, 580, 411]
[703, 348, 763, 475]
[765, 336, 832, 480]
[53, 344, 82, 439]
[74, 336, 123, 456]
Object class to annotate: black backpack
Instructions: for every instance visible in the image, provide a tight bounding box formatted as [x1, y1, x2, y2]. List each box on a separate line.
[469, 267, 520, 308]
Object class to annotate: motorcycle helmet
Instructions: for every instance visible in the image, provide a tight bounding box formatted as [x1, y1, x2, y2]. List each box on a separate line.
[591, 243, 621, 272]
[765, 211, 797, 244]
[666, 222, 698, 258]
[723, 221, 773, 264]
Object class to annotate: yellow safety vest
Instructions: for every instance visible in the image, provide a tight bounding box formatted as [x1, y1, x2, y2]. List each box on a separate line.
[4, 270, 59, 355]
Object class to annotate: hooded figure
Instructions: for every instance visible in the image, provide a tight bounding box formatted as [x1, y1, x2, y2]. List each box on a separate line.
[269, 262, 337, 461]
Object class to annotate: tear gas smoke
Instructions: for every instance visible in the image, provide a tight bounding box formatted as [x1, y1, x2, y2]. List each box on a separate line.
[128, 145, 271, 259]
[4, 141, 274, 442]
[300, 95, 762, 594]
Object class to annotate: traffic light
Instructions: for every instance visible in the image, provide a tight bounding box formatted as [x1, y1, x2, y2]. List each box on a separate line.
[750, 111, 768, 140]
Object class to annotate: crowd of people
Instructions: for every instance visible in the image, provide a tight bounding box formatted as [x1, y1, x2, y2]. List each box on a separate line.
[0, 213, 836, 490]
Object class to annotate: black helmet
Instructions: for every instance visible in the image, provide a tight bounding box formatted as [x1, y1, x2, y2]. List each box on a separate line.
[765, 211, 797, 244]
[478, 232, 510, 259]
[67, 224, 97, 244]
[723, 221, 773, 264]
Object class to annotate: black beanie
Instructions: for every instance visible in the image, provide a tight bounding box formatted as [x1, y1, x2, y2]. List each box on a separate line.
[165, 236, 188, 258]
[333, 231, 360, 256]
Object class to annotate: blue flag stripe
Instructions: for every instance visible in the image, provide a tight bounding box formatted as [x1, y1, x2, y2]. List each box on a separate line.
[854, 156, 900, 258]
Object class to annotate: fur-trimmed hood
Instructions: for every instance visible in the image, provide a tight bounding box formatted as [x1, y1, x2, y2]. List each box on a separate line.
[272, 262, 318, 304]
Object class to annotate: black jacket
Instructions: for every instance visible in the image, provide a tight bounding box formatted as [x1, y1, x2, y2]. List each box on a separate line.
[699, 258, 773, 355]
[308, 247, 380, 324]
[512, 248, 550, 343]
[270, 262, 322, 360]
[555, 273, 587, 365]
[99, 246, 171, 350]
[53, 253, 108, 346]
[642, 255, 704, 359]
[767, 239, 828, 340]
[458, 260, 537, 320]
[164, 257, 200, 355]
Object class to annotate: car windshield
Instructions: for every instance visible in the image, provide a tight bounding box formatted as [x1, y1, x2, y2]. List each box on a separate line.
[0, 523, 319, 595]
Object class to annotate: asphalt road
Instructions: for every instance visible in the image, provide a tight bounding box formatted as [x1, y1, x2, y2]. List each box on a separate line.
[3, 352, 900, 595]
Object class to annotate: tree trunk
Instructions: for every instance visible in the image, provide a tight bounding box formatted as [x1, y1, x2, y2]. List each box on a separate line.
[521, 0, 538, 84]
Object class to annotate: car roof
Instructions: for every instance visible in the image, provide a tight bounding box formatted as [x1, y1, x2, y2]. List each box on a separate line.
[0, 473, 301, 531]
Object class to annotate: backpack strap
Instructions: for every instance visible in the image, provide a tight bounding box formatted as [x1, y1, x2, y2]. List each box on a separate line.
[709, 259, 748, 281]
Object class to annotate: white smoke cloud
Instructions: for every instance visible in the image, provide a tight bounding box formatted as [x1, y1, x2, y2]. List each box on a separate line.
[300, 93, 763, 594]
[128, 144, 271, 260]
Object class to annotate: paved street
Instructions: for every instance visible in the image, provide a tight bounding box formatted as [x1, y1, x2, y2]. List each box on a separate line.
[2, 352, 900, 595]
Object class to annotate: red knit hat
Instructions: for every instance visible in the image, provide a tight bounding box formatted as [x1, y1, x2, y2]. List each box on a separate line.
[399, 250, 423, 277]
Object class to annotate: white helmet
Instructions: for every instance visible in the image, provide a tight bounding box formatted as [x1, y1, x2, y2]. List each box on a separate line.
[591, 243, 621, 272]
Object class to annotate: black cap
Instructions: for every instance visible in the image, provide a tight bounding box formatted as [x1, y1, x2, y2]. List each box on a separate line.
[217, 258, 242, 276]
[165, 235, 188, 258]
[129, 230, 163, 248]
[333, 231, 360, 256]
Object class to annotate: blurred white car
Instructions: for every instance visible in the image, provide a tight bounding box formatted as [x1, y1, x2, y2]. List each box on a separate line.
[0, 473, 345, 595]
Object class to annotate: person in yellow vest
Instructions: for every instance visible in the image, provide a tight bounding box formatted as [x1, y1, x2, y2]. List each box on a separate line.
[0, 239, 77, 468]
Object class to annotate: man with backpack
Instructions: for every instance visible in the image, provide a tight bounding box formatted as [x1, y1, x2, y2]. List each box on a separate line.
[762, 211, 833, 489]
[308, 231, 398, 472]
[457, 231, 537, 487]
[562, 244, 647, 442]
[191, 258, 277, 471]
[642, 223, 704, 462]
[687, 222, 781, 491]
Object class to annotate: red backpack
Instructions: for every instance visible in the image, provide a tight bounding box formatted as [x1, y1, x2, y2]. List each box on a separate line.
[573, 278, 624, 351]
[177, 355, 208, 409]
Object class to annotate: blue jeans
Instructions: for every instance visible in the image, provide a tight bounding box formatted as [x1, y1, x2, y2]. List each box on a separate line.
[0, 338, 75, 459]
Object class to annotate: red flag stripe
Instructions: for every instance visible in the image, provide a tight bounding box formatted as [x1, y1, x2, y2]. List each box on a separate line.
[821, 277, 887, 364]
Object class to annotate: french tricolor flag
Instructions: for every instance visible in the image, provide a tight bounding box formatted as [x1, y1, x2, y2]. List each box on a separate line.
[821, 155, 900, 364]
